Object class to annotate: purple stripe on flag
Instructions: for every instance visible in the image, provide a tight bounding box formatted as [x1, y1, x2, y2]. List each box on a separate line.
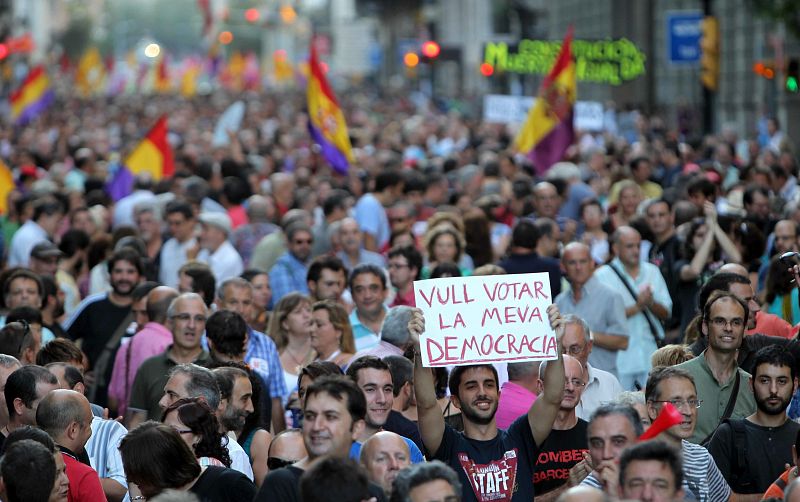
[14, 89, 55, 126]
[106, 164, 135, 202]
[308, 122, 349, 175]
[528, 111, 575, 176]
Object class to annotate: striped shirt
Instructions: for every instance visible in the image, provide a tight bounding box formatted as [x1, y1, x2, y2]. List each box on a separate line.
[580, 440, 730, 501]
[86, 416, 128, 489]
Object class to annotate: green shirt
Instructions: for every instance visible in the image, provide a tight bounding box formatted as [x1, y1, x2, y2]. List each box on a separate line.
[676, 351, 756, 444]
[128, 345, 212, 420]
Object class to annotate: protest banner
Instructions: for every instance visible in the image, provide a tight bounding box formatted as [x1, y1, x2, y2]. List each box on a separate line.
[413, 273, 558, 367]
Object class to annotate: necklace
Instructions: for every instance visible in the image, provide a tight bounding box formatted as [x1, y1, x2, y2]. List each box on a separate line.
[285, 347, 310, 372]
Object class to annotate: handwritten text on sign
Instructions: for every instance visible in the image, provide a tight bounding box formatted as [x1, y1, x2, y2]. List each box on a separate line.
[413, 273, 557, 367]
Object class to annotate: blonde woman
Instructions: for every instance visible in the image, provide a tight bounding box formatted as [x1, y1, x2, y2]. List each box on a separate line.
[311, 300, 356, 367]
[267, 293, 315, 393]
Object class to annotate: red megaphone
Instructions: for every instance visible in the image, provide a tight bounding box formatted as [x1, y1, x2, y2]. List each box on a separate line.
[638, 402, 683, 441]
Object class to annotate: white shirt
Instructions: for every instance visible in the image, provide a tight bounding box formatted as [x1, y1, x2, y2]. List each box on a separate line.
[225, 433, 254, 481]
[112, 190, 155, 229]
[7, 220, 48, 267]
[576, 363, 625, 421]
[197, 240, 244, 288]
[159, 237, 197, 288]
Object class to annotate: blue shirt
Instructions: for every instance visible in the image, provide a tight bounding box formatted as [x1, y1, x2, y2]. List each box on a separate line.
[350, 436, 425, 463]
[354, 193, 390, 250]
[269, 251, 309, 308]
[246, 328, 290, 402]
[349, 308, 384, 352]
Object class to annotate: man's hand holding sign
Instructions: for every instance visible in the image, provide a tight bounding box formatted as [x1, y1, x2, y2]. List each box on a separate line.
[407, 272, 566, 502]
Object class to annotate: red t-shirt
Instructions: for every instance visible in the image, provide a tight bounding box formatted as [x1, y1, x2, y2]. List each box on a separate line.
[63, 452, 107, 502]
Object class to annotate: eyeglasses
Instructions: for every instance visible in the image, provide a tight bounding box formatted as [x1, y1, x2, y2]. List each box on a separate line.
[651, 399, 702, 409]
[565, 378, 586, 388]
[709, 317, 744, 329]
[564, 344, 586, 356]
[292, 239, 312, 245]
[171, 313, 207, 323]
[267, 457, 298, 470]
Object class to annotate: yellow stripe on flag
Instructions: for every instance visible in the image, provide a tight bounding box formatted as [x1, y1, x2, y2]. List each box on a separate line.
[0, 159, 13, 214]
[11, 73, 49, 118]
[126, 139, 165, 180]
[514, 63, 576, 153]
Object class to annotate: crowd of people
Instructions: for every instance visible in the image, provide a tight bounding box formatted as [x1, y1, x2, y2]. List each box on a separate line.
[0, 84, 799, 501]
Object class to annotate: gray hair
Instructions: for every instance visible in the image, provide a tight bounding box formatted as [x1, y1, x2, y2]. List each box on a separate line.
[150, 490, 200, 502]
[166, 293, 208, 319]
[381, 306, 413, 349]
[133, 201, 161, 221]
[392, 460, 462, 502]
[615, 391, 646, 407]
[216, 277, 254, 302]
[167, 364, 220, 410]
[562, 314, 591, 343]
[588, 403, 644, 438]
[0, 354, 21, 369]
[507, 361, 540, 382]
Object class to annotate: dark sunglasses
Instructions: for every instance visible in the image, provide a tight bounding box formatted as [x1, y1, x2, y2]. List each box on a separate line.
[267, 457, 297, 471]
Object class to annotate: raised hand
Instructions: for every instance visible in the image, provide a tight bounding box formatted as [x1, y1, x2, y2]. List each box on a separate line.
[546, 304, 565, 341]
[407, 308, 425, 348]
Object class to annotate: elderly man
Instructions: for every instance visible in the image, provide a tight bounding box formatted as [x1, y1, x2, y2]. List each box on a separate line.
[127, 293, 212, 426]
[595, 226, 671, 390]
[336, 217, 387, 270]
[197, 212, 244, 287]
[359, 431, 411, 497]
[555, 243, 628, 378]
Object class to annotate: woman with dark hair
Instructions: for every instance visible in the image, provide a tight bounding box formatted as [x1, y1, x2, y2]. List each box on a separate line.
[732, 220, 766, 291]
[421, 225, 472, 278]
[311, 300, 355, 367]
[430, 262, 462, 279]
[764, 255, 800, 324]
[162, 398, 232, 468]
[120, 421, 255, 501]
[463, 207, 494, 268]
[673, 203, 742, 336]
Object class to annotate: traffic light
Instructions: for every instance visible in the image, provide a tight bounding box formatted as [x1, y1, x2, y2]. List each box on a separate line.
[0, 44, 7, 61]
[403, 52, 419, 68]
[245, 8, 260, 23]
[420, 41, 440, 63]
[786, 58, 799, 92]
[700, 16, 720, 91]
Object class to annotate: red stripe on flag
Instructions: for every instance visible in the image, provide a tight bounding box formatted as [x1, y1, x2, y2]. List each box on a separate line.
[147, 116, 174, 178]
[10, 66, 45, 104]
[543, 26, 574, 87]
[309, 44, 339, 106]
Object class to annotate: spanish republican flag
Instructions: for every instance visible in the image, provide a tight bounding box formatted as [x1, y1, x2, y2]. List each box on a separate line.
[126, 115, 174, 180]
[514, 27, 576, 175]
[10, 66, 54, 126]
[306, 44, 353, 175]
[76, 47, 106, 97]
[0, 159, 14, 214]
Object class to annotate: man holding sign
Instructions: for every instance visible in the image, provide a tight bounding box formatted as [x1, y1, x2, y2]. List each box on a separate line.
[407, 301, 566, 502]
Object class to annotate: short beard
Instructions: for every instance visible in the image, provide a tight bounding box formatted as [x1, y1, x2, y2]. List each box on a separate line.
[458, 400, 496, 426]
[755, 395, 791, 416]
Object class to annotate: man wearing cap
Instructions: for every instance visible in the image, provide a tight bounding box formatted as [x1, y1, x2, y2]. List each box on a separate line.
[29, 242, 62, 278]
[197, 212, 244, 288]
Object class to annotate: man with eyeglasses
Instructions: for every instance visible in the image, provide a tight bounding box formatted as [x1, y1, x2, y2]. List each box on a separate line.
[388, 245, 422, 308]
[532, 355, 589, 500]
[675, 291, 756, 444]
[270, 222, 314, 307]
[644, 365, 732, 501]
[127, 293, 212, 428]
[558, 315, 623, 421]
[707, 345, 800, 497]
[594, 226, 671, 391]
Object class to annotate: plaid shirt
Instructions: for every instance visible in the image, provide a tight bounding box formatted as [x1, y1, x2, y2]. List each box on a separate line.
[246, 328, 289, 402]
[268, 252, 309, 308]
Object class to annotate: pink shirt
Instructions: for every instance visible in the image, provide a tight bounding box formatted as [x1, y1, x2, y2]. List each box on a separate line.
[108, 322, 173, 416]
[496, 381, 537, 430]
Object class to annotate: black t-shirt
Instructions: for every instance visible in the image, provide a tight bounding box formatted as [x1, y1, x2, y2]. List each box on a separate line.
[649, 234, 682, 329]
[533, 419, 588, 495]
[708, 418, 800, 494]
[254, 464, 387, 502]
[384, 410, 424, 455]
[189, 465, 256, 502]
[433, 415, 538, 502]
[66, 295, 131, 367]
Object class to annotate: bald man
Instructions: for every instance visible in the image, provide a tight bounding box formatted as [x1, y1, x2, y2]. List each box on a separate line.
[36, 390, 106, 502]
[108, 286, 179, 417]
[555, 485, 607, 502]
[555, 243, 628, 377]
[595, 226, 671, 390]
[533, 355, 590, 501]
[359, 431, 411, 497]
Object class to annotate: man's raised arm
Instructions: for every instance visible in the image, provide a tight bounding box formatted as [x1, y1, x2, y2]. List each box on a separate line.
[528, 304, 565, 446]
[408, 308, 445, 456]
